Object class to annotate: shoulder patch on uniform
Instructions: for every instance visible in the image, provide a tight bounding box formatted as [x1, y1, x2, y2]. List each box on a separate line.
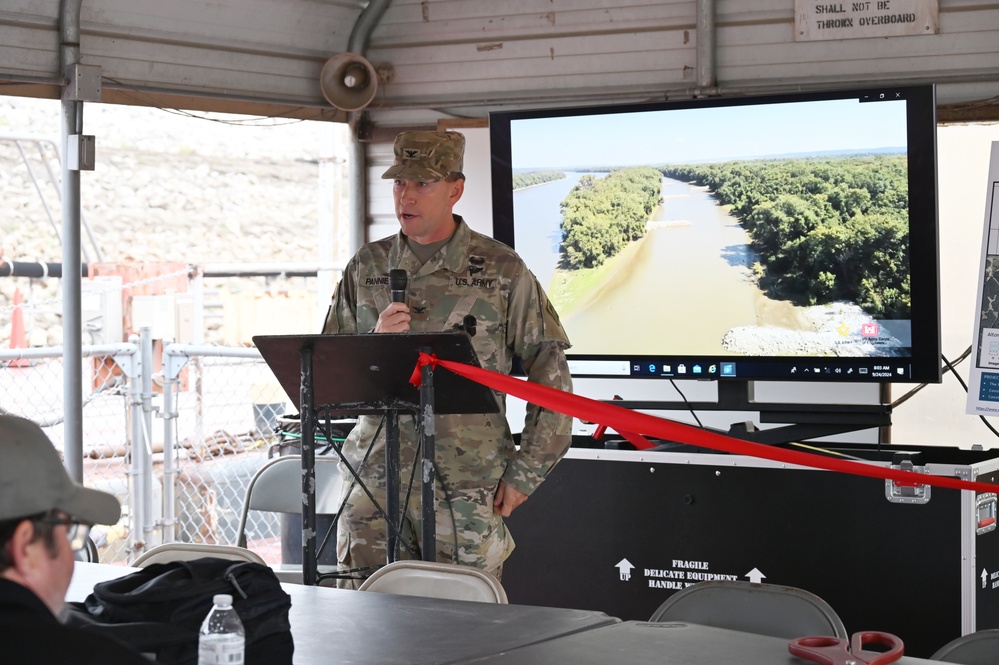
[469, 255, 487, 275]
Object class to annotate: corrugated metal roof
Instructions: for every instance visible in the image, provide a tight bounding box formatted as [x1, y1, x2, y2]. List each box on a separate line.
[0, 1, 997, 122]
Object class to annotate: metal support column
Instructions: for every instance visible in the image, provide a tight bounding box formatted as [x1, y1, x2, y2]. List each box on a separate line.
[59, 0, 85, 480]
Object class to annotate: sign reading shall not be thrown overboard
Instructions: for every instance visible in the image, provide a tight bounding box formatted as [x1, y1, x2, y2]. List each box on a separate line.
[794, 0, 938, 41]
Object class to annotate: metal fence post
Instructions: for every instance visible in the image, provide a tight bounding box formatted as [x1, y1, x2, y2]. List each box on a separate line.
[125, 332, 146, 556]
[138, 327, 156, 550]
[1, 339, 290, 563]
[161, 341, 189, 544]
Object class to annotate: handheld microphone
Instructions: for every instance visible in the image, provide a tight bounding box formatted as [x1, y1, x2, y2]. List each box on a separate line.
[452, 315, 477, 337]
[462, 315, 476, 337]
[389, 269, 408, 303]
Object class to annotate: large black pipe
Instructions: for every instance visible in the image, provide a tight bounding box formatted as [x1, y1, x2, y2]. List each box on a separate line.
[0, 261, 338, 279]
[0, 261, 90, 278]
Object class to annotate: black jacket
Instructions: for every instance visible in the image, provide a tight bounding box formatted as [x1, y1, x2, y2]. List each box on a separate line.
[0, 578, 151, 664]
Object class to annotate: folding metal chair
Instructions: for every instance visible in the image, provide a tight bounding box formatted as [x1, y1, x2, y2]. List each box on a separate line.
[234, 455, 342, 583]
[358, 559, 508, 603]
[132, 541, 267, 567]
[649, 580, 848, 639]
[931, 629, 999, 664]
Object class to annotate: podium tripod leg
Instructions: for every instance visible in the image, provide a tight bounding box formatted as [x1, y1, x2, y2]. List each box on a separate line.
[300, 345, 318, 585]
[386, 409, 400, 564]
[420, 359, 436, 562]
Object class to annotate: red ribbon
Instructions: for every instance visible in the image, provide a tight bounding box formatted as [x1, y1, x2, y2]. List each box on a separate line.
[409, 353, 437, 386]
[592, 395, 654, 450]
[412, 352, 999, 495]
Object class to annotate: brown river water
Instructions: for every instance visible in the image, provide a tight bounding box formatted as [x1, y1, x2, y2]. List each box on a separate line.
[559, 177, 809, 355]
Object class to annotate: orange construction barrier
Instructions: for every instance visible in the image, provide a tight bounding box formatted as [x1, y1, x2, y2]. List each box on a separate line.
[7, 288, 29, 367]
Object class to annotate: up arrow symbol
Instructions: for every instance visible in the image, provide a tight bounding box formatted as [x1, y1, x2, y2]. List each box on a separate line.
[616, 558, 635, 581]
[746, 568, 767, 584]
[982, 569, 989, 589]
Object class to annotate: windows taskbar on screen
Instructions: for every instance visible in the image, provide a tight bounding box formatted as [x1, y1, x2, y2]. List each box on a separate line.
[566, 358, 913, 381]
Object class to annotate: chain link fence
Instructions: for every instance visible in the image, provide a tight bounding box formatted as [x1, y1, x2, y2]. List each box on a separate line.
[163, 344, 292, 565]
[0, 344, 136, 563]
[0, 220, 347, 563]
[0, 340, 301, 566]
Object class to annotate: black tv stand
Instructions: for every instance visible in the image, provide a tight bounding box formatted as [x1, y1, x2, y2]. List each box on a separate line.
[605, 379, 891, 446]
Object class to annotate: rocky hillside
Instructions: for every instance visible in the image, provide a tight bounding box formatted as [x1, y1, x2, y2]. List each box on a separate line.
[0, 96, 348, 346]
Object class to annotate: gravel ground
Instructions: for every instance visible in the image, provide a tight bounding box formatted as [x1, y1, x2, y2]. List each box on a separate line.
[0, 96, 348, 345]
[722, 301, 907, 357]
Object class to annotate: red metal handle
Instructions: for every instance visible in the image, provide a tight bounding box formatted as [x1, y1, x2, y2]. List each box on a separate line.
[788, 632, 903, 665]
[851, 631, 904, 665]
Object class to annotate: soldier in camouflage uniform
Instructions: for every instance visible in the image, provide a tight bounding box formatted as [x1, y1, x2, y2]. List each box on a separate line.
[322, 130, 573, 586]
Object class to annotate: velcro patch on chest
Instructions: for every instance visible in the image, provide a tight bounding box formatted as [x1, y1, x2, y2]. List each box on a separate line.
[452, 276, 497, 288]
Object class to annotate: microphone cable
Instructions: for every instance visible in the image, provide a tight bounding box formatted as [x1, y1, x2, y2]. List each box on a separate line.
[668, 379, 867, 460]
[311, 411, 401, 583]
[669, 378, 704, 429]
[313, 408, 369, 567]
[319, 413, 421, 565]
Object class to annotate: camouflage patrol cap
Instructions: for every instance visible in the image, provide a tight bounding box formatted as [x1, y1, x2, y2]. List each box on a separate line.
[382, 130, 465, 182]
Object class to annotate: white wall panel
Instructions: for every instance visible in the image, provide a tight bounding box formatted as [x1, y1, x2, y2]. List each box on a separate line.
[365, 139, 398, 241]
[79, 0, 362, 113]
[0, 0, 364, 116]
[367, 0, 699, 116]
[363, 0, 999, 126]
[0, 3, 60, 83]
[85, 35, 323, 106]
[81, 0, 356, 57]
[373, 0, 696, 42]
[0, 26, 59, 80]
[0, 0, 996, 120]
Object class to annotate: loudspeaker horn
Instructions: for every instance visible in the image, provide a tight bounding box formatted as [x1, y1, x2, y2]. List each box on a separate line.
[319, 52, 378, 112]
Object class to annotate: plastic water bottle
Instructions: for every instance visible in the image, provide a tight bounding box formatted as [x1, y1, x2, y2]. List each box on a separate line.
[198, 593, 245, 665]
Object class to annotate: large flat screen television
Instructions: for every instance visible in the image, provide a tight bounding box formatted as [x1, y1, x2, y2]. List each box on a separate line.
[490, 85, 941, 384]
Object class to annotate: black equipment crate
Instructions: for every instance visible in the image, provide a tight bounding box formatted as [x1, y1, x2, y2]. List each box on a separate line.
[502, 442, 999, 658]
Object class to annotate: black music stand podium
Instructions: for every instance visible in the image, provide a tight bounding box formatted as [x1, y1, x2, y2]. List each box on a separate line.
[253, 332, 500, 585]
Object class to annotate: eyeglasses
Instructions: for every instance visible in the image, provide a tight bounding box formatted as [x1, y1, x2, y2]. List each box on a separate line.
[44, 515, 93, 552]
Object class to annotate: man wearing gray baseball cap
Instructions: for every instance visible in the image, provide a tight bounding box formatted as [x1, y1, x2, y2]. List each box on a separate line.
[0, 415, 150, 663]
